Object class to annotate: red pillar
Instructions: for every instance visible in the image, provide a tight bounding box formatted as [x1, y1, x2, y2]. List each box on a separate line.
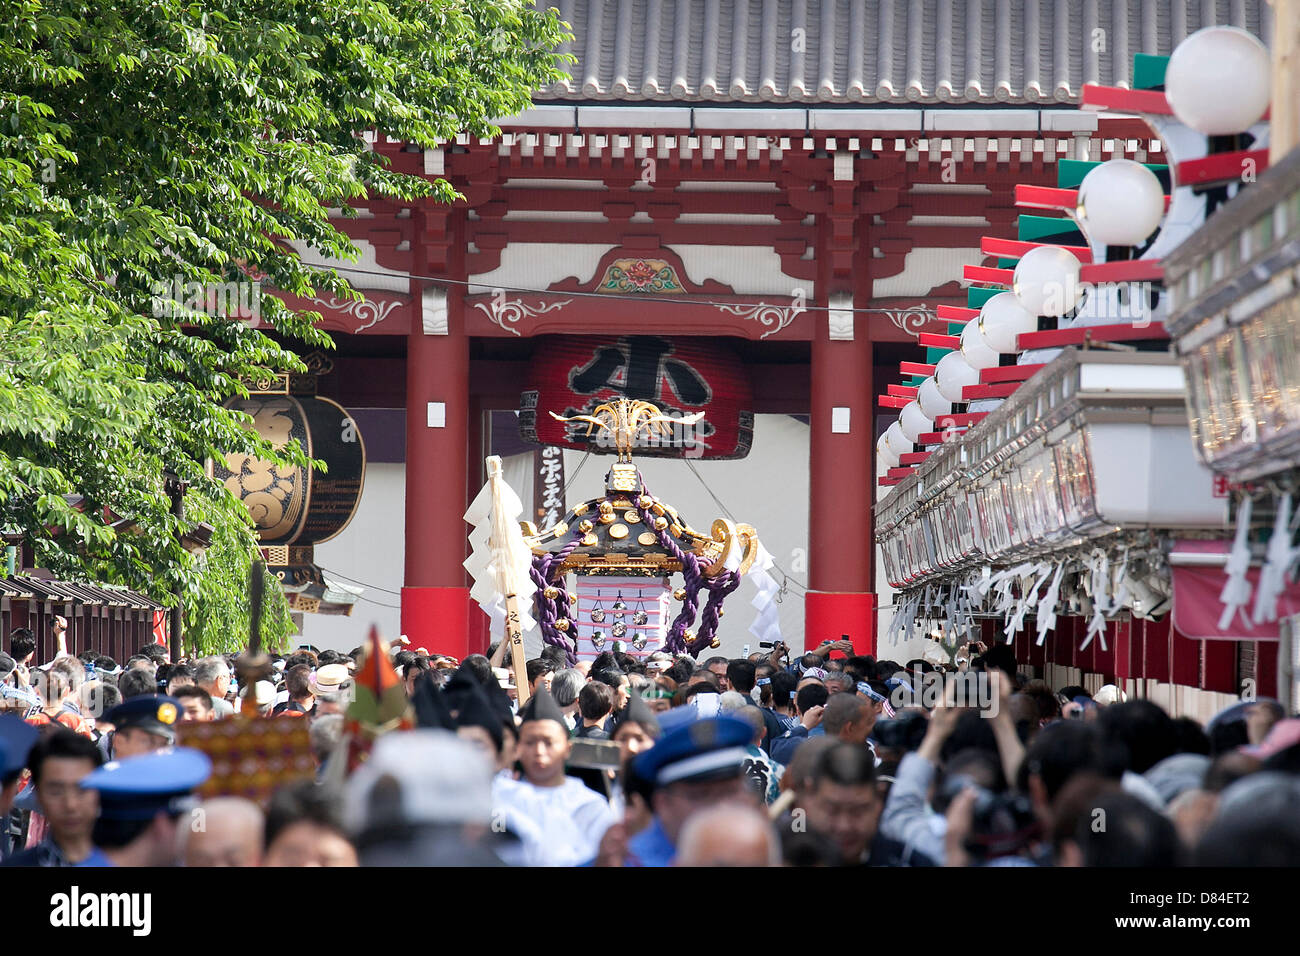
[807, 306, 874, 654]
[805, 152, 877, 656]
[466, 394, 492, 656]
[401, 212, 471, 659]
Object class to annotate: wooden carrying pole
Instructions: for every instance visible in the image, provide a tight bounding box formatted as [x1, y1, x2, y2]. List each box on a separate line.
[505, 593, 530, 708]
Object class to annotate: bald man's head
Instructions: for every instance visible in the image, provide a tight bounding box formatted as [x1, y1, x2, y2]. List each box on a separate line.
[181, 797, 265, 867]
[674, 802, 779, 867]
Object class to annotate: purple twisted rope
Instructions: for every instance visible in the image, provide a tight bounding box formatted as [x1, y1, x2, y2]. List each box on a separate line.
[689, 570, 742, 655]
[633, 490, 700, 654]
[633, 481, 743, 660]
[669, 556, 706, 655]
[529, 560, 570, 661]
[532, 534, 583, 665]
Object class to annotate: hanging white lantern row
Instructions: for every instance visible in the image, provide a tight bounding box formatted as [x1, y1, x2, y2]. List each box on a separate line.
[877, 432, 900, 470]
[1012, 245, 1084, 317]
[1076, 159, 1167, 247]
[1165, 26, 1271, 136]
[934, 351, 981, 404]
[883, 421, 912, 458]
[899, 401, 933, 443]
[917, 376, 953, 419]
[959, 318, 1000, 370]
[978, 292, 1040, 353]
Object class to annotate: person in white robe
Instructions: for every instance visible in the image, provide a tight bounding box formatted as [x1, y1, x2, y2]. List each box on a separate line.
[490, 687, 614, 866]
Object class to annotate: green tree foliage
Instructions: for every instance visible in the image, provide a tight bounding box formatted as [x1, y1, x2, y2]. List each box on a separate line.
[0, 0, 571, 652]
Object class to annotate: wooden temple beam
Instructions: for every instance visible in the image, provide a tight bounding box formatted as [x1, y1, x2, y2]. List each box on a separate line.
[872, 224, 1016, 246]
[464, 220, 813, 246]
[893, 193, 1014, 217]
[479, 189, 798, 218]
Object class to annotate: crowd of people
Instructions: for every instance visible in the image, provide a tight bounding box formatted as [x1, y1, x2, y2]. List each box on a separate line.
[1, 623, 1298, 867]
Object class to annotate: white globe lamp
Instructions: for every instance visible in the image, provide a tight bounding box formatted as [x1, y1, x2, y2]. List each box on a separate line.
[899, 401, 932, 443]
[1166, 27, 1271, 136]
[877, 433, 899, 470]
[1013, 245, 1083, 317]
[960, 319, 1000, 370]
[934, 352, 980, 404]
[1076, 159, 1165, 247]
[978, 292, 1039, 353]
[883, 421, 912, 458]
[917, 376, 953, 419]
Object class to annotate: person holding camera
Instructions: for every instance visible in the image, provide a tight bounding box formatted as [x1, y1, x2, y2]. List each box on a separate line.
[769, 683, 830, 765]
[880, 668, 1027, 865]
[6, 628, 37, 683]
[0, 653, 39, 713]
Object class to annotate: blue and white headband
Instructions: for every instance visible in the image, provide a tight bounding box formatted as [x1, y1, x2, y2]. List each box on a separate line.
[858, 682, 897, 718]
[856, 681, 885, 702]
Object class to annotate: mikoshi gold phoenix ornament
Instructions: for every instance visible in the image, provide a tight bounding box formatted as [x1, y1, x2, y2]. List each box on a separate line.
[549, 399, 705, 463]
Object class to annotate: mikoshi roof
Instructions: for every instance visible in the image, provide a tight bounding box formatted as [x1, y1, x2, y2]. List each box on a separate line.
[528, 473, 752, 579]
[534, 0, 1274, 106]
[530, 484, 693, 576]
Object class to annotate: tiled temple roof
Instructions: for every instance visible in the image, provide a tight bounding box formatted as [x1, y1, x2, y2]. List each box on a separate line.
[535, 0, 1273, 106]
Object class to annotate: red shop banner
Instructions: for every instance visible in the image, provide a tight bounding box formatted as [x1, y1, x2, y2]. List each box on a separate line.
[519, 334, 755, 459]
[1169, 539, 1296, 641]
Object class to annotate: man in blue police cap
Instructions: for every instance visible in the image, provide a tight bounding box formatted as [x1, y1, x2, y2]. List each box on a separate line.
[79, 747, 212, 866]
[623, 711, 757, 867]
[101, 694, 183, 761]
[0, 713, 40, 858]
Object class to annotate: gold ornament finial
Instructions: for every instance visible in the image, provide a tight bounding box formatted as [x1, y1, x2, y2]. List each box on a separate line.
[549, 398, 704, 463]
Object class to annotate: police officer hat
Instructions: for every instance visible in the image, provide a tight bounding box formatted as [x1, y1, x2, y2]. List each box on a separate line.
[631, 714, 752, 788]
[80, 747, 212, 820]
[104, 694, 183, 744]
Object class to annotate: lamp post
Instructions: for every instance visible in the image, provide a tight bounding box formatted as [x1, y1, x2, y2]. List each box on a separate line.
[164, 472, 187, 658]
[1, 527, 21, 577]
